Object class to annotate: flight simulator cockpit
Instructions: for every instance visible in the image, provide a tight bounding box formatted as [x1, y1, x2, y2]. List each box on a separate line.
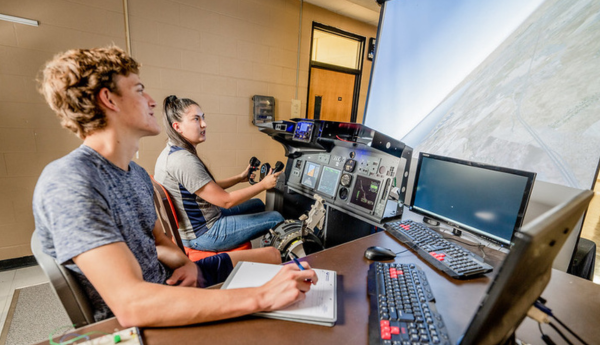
[256, 119, 413, 259]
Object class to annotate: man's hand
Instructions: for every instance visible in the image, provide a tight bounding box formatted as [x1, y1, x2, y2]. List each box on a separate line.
[257, 262, 318, 312]
[166, 260, 199, 287]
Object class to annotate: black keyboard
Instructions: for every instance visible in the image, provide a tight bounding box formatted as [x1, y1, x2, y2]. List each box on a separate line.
[385, 220, 493, 279]
[368, 262, 450, 345]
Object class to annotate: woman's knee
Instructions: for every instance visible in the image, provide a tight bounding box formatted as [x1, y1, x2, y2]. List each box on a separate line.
[268, 211, 285, 223]
[248, 198, 266, 211]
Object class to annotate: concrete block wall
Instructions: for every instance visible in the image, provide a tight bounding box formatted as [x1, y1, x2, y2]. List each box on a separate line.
[0, 0, 377, 260]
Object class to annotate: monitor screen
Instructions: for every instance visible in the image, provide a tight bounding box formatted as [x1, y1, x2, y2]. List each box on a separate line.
[317, 166, 342, 197]
[293, 121, 315, 142]
[350, 175, 381, 212]
[301, 161, 321, 189]
[459, 189, 593, 344]
[410, 153, 536, 245]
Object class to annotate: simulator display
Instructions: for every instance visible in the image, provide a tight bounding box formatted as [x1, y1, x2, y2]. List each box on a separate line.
[350, 175, 381, 212]
[317, 166, 342, 198]
[301, 162, 321, 189]
[292, 121, 315, 143]
[410, 153, 536, 246]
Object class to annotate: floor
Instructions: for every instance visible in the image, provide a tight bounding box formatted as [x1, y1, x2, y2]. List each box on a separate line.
[0, 266, 49, 335]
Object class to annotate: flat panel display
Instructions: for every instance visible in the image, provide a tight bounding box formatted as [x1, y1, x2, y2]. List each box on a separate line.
[459, 190, 593, 344]
[350, 175, 381, 212]
[301, 161, 321, 189]
[317, 167, 342, 197]
[410, 153, 536, 245]
[293, 121, 315, 142]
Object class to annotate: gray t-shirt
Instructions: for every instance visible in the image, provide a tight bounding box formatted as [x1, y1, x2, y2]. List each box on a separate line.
[32, 145, 171, 321]
[154, 144, 222, 240]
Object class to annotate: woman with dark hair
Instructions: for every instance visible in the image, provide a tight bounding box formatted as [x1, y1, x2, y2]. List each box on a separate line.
[154, 95, 284, 252]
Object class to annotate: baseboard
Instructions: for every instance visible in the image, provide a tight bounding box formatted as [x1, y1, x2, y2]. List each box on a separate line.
[0, 256, 38, 272]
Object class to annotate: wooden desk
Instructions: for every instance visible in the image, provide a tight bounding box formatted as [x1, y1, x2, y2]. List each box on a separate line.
[37, 232, 600, 345]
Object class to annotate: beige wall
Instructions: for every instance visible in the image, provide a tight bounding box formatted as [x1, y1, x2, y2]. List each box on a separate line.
[0, 0, 377, 260]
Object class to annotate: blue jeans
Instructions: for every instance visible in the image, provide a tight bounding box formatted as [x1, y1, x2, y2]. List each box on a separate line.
[182, 199, 284, 251]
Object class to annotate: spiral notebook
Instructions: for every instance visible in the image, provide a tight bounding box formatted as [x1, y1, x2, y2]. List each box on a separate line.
[221, 261, 337, 326]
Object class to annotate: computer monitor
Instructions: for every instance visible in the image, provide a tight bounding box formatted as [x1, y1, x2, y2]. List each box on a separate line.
[410, 153, 536, 245]
[459, 189, 593, 345]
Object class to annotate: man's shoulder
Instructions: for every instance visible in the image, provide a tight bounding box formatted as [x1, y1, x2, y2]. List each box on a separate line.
[39, 146, 102, 184]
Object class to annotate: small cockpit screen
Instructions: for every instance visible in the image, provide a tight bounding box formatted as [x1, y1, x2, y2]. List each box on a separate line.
[301, 161, 321, 189]
[317, 167, 342, 197]
[350, 175, 380, 211]
[293, 121, 315, 142]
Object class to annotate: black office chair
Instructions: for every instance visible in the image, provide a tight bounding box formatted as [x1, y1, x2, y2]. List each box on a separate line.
[568, 238, 596, 281]
[30, 230, 95, 327]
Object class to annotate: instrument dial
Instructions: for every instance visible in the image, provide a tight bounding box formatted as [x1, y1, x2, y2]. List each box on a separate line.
[338, 187, 349, 200]
[340, 173, 352, 187]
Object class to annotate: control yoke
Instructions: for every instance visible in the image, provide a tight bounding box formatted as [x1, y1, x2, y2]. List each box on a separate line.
[248, 157, 261, 185]
[260, 161, 285, 181]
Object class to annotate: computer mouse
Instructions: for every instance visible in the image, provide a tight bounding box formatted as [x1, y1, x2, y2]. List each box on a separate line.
[364, 246, 397, 261]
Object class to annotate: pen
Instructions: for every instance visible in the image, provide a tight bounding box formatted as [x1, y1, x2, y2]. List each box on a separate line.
[289, 252, 312, 283]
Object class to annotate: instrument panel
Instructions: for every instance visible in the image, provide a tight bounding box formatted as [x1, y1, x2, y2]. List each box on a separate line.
[287, 143, 409, 223]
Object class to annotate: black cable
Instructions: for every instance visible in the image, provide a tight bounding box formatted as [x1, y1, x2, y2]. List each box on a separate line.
[441, 236, 487, 258]
[535, 299, 589, 345]
[552, 315, 589, 345]
[548, 322, 574, 345]
[539, 323, 556, 345]
[394, 249, 410, 255]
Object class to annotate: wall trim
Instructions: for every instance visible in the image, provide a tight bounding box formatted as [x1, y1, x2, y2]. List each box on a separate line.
[0, 256, 38, 272]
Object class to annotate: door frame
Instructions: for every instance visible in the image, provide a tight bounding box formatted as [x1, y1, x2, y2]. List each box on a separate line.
[307, 22, 366, 122]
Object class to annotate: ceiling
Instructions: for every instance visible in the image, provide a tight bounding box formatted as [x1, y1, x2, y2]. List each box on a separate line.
[303, 0, 381, 27]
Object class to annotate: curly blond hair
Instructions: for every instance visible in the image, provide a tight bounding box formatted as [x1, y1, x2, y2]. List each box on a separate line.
[39, 46, 140, 139]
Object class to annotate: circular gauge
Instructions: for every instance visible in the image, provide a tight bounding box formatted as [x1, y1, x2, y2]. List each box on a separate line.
[340, 173, 352, 187]
[338, 187, 349, 200]
[378, 166, 386, 174]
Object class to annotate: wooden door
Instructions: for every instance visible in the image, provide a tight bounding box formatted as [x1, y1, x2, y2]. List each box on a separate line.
[307, 68, 356, 122]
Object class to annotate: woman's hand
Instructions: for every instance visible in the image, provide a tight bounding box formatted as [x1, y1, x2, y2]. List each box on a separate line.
[239, 164, 252, 183]
[260, 169, 282, 190]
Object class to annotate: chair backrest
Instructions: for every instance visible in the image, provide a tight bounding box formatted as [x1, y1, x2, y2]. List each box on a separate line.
[150, 176, 186, 253]
[30, 230, 95, 327]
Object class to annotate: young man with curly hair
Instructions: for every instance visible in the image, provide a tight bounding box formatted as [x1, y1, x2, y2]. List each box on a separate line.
[33, 46, 317, 327]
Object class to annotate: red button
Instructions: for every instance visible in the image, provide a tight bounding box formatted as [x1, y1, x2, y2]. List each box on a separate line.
[381, 331, 391, 340]
[391, 326, 400, 334]
[380, 320, 390, 328]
